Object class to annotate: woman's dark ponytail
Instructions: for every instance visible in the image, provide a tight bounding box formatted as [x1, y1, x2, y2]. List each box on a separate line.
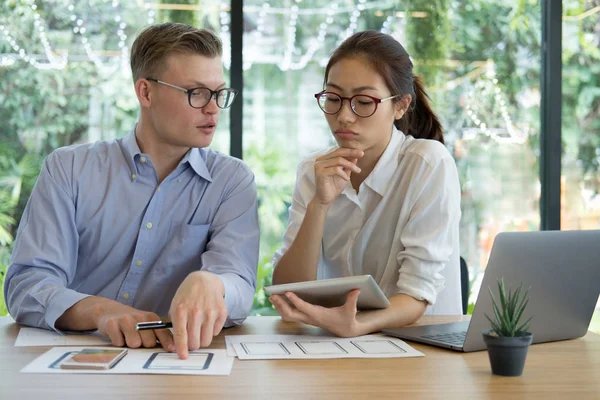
[395, 75, 444, 144]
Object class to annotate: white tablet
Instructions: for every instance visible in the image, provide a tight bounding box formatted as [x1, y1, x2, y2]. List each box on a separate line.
[264, 275, 390, 310]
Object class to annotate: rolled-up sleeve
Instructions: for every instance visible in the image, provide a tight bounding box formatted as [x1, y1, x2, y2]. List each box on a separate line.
[4, 151, 90, 331]
[200, 163, 259, 326]
[395, 153, 461, 306]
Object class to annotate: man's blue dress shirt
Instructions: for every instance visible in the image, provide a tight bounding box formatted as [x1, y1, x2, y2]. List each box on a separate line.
[5, 128, 259, 331]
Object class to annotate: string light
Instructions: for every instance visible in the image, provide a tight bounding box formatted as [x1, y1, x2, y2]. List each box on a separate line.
[0, 0, 130, 72]
[1, 1, 401, 74]
[243, 0, 397, 16]
[462, 65, 528, 144]
[244, 2, 269, 70]
[67, 1, 126, 74]
[289, 2, 339, 70]
[380, 15, 395, 34]
[30, 0, 68, 69]
[279, 4, 299, 70]
[0, 0, 68, 69]
[337, 0, 366, 43]
[0, 23, 66, 69]
[256, 2, 269, 35]
[242, 0, 398, 70]
[218, 1, 231, 69]
[145, 2, 156, 25]
[0, 55, 16, 66]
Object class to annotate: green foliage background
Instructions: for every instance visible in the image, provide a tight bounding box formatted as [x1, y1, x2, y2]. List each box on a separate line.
[0, 0, 598, 327]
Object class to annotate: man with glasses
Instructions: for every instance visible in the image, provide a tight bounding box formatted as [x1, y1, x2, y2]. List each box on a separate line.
[5, 22, 259, 360]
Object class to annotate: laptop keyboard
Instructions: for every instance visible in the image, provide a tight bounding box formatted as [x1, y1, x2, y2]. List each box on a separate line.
[421, 331, 467, 346]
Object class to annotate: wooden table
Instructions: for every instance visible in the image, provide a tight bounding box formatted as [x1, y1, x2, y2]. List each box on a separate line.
[1, 315, 599, 399]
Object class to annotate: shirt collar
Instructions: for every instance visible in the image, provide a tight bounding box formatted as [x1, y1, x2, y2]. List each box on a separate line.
[181, 147, 213, 182]
[363, 126, 405, 196]
[120, 126, 212, 182]
[121, 127, 142, 177]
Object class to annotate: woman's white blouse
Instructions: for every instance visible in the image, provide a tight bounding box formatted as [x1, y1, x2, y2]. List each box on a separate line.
[272, 128, 462, 315]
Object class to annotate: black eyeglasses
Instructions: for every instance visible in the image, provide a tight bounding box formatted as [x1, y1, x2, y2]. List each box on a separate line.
[314, 90, 402, 118]
[146, 77, 238, 109]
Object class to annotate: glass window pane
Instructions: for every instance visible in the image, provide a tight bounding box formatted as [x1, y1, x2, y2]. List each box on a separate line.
[0, 1, 230, 316]
[562, 1, 600, 332]
[242, 1, 542, 314]
[435, 2, 541, 307]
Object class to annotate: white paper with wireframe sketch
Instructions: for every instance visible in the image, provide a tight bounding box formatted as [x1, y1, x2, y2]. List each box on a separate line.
[226, 334, 423, 360]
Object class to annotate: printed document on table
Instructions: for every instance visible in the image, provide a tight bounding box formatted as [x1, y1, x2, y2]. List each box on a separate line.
[225, 336, 238, 357]
[227, 334, 424, 360]
[15, 327, 111, 347]
[21, 347, 234, 375]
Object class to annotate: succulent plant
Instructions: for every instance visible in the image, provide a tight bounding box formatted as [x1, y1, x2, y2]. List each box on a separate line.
[485, 278, 532, 337]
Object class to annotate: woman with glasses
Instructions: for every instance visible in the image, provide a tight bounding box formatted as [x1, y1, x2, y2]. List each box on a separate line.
[270, 30, 461, 337]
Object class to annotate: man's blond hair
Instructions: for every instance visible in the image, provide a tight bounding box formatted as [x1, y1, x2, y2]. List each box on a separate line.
[130, 22, 222, 83]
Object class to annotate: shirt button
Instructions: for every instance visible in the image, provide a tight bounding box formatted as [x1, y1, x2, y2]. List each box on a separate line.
[146, 222, 153, 229]
[140, 156, 147, 163]
[131, 173, 137, 180]
[123, 293, 129, 300]
[177, 178, 182, 183]
[136, 260, 143, 267]
[156, 186, 161, 192]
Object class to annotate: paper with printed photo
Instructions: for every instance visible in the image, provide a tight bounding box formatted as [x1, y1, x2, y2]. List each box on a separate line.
[21, 347, 234, 375]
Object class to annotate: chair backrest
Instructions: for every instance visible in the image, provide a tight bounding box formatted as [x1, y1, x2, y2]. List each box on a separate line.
[460, 256, 469, 315]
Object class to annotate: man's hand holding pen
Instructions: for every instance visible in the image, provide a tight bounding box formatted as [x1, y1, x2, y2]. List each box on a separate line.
[57, 271, 227, 360]
[88, 299, 177, 352]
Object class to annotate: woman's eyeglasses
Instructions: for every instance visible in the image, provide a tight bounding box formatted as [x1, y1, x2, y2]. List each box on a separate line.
[314, 90, 401, 118]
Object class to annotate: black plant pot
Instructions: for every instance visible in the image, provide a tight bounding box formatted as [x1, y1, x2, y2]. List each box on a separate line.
[482, 330, 533, 376]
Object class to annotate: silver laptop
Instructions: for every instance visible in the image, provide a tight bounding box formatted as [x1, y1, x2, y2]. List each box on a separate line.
[383, 230, 600, 352]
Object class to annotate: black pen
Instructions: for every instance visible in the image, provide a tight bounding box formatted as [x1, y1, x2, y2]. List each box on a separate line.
[136, 321, 173, 331]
